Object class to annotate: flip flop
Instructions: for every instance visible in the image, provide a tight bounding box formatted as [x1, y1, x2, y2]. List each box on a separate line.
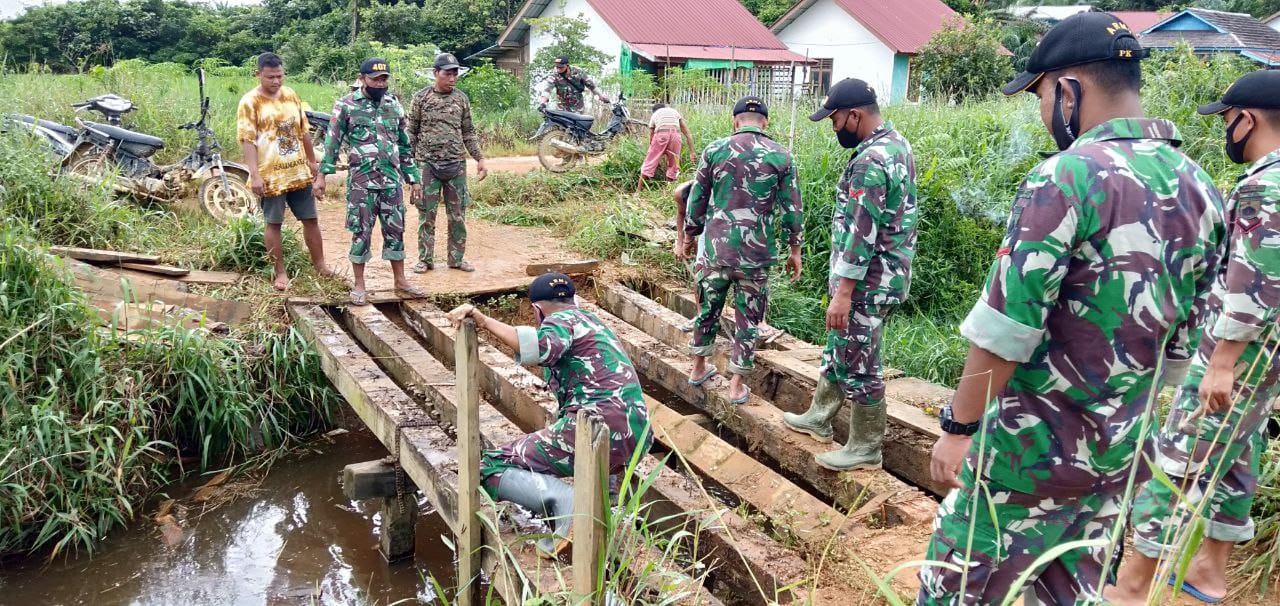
[679, 319, 695, 333]
[412, 261, 433, 273]
[397, 284, 428, 298]
[349, 290, 368, 306]
[1168, 575, 1223, 604]
[687, 368, 716, 386]
[729, 386, 751, 406]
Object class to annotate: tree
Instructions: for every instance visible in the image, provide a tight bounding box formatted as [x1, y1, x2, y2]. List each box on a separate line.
[915, 16, 1013, 103]
[525, 15, 613, 84]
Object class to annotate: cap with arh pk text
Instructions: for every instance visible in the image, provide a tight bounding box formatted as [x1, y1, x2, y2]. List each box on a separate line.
[733, 95, 768, 118]
[529, 272, 576, 303]
[360, 58, 391, 77]
[1002, 11, 1147, 96]
[1197, 70, 1280, 116]
[809, 78, 878, 121]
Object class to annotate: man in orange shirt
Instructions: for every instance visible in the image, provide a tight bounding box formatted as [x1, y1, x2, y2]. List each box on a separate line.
[237, 52, 329, 290]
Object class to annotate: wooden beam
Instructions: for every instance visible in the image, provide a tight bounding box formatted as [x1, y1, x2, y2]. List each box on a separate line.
[455, 319, 483, 606]
[526, 259, 599, 276]
[118, 262, 190, 276]
[67, 259, 252, 325]
[288, 303, 563, 602]
[572, 410, 609, 602]
[398, 301, 811, 604]
[50, 245, 159, 264]
[343, 460, 406, 500]
[597, 281, 948, 497]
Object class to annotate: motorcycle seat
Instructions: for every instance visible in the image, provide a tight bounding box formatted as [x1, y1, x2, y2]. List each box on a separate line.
[11, 114, 78, 138]
[305, 110, 331, 122]
[83, 121, 165, 149]
[546, 109, 594, 123]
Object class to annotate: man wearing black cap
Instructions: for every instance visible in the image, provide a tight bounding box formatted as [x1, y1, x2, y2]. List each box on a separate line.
[320, 57, 425, 305]
[1109, 69, 1280, 606]
[683, 95, 803, 405]
[782, 78, 918, 472]
[406, 52, 487, 274]
[917, 12, 1226, 605]
[448, 273, 651, 558]
[539, 55, 608, 113]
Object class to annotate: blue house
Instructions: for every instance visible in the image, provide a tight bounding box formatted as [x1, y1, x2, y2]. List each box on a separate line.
[1139, 8, 1280, 67]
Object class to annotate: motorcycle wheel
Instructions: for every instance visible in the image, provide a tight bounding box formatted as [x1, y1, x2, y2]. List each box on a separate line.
[537, 127, 582, 173]
[198, 173, 257, 223]
[64, 147, 111, 181]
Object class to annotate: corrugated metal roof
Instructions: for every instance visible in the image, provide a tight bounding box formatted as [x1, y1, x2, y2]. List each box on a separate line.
[1110, 11, 1170, 33]
[586, 0, 790, 49]
[1141, 8, 1280, 51]
[629, 44, 809, 63]
[772, 0, 958, 54]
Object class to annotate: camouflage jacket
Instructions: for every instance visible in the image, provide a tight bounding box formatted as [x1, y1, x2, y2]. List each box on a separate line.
[830, 122, 918, 304]
[319, 89, 420, 189]
[514, 307, 647, 416]
[548, 67, 596, 111]
[684, 126, 804, 271]
[406, 87, 483, 165]
[959, 118, 1226, 498]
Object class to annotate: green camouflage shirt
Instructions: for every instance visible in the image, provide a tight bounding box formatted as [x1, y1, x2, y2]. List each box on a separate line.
[959, 118, 1226, 498]
[548, 67, 596, 112]
[514, 307, 646, 416]
[406, 87, 483, 164]
[684, 126, 804, 270]
[830, 122, 918, 304]
[319, 89, 420, 189]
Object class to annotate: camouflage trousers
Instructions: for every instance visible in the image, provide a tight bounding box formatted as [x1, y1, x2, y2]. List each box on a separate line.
[689, 266, 768, 375]
[346, 185, 405, 264]
[479, 403, 654, 497]
[1130, 364, 1280, 557]
[918, 471, 1122, 605]
[818, 303, 889, 406]
[415, 173, 469, 266]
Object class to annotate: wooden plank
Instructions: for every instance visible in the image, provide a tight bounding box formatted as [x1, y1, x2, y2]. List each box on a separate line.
[399, 301, 810, 605]
[572, 410, 609, 602]
[67, 259, 252, 325]
[525, 259, 600, 276]
[288, 304, 563, 602]
[51, 245, 159, 264]
[118, 262, 190, 277]
[598, 282, 947, 497]
[455, 319, 483, 606]
[179, 269, 242, 285]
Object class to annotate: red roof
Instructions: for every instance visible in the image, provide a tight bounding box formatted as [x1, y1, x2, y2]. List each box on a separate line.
[772, 0, 958, 54]
[586, 0, 790, 49]
[1110, 11, 1171, 33]
[630, 44, 809, 63]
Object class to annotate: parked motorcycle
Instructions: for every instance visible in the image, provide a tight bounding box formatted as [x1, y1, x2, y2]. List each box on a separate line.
[532, 95, 646, 172]
[60, 68, 255, 222]
[0, 113, 79, 158]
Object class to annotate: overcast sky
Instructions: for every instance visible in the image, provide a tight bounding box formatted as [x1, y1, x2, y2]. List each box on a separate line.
[0, 0, 264, 20]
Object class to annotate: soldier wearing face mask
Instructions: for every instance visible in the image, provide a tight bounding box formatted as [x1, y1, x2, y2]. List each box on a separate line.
[782, 78, 918, 472]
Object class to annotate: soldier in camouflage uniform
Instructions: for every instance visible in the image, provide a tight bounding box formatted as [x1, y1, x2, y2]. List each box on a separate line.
[683, 96, 803, 405]
[1107, 70, 1280, 606]
[451, 273, 652, 559]
[916, 14, 1226, 605]
[539, 55, 609, 113]
[782, 78, 918, 472]
[406, 53, 488, 273]
[319, 57, 425, 305]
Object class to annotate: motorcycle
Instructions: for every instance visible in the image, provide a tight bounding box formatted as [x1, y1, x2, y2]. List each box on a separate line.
[0, 113, 79, 158]
[531, 94, 646, 172]
[60, 68, 255, 222]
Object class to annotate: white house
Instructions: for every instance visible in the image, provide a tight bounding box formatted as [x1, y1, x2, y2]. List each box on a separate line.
[1267, 10, 1280, 32]
[770, 0, 961, 103]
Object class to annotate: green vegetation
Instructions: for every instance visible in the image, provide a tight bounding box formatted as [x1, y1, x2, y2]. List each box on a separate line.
[915, 16, 1014, 103]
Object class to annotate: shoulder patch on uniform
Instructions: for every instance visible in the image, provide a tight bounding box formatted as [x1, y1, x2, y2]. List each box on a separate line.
[1009, 186, 1033, 225]
[849, 163, 870, 183]
[1237, 195, 1263, 233]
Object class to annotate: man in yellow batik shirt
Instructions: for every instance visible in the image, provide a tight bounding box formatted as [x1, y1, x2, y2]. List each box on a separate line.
[237, 52, 330, 290]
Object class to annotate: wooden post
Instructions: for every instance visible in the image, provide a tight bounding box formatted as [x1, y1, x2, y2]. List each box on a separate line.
[455, 319, 482, 606]
[571, 410, 609, 602]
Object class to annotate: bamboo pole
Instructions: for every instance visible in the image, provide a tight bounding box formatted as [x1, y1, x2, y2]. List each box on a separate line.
[455, 318, 482, 606]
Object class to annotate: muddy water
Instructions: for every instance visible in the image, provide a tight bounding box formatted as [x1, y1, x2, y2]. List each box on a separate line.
[0, 430, 455, 605]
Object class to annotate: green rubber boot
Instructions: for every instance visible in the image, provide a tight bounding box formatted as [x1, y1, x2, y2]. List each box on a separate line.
[494, 469, 574, 559]
[781, 376, 844, 443]
[815, 402, 886, 471]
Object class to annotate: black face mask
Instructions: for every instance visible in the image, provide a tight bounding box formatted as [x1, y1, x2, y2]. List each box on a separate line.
[1050, 78, 1083, 151]
[1225, 113, 1252, 164]
[836, 114, 863, 149]
[365, 85, 388, 103]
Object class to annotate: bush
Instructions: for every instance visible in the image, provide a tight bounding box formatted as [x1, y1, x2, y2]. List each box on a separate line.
[915, 15, 1014, 103]
[460, 62, 528, 114]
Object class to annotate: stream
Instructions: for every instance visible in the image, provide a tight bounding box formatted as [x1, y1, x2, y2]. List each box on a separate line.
[0, 430, 455, 605]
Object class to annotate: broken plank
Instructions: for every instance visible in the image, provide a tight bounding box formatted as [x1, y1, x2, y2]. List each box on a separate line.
[179, 269, 242, 285]
[399, 300, 810, 605]
[118, 262, 190, 277]
[288, 304, 564, 602]
[66, 259, 252, 325]
[51, 245, 159, 264]
[526, 259, 599, 276]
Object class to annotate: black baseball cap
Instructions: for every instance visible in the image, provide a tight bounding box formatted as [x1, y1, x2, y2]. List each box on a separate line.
[360, 57, 391, 77]
[733, 95, 768, 118]
[1197, 70, 1280, 115]
[1003, 11, 1147, 96]
[529, 272, 576, 302]
[434, 53, 461, 71]
[555, 55, 569, 65]
[809, 78, 878, 121]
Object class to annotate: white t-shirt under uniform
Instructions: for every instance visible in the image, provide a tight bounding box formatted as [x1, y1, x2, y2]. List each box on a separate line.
[649, 107, 682, 131]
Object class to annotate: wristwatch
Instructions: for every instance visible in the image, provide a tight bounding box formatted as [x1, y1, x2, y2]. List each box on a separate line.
[939, 405, 981, 436]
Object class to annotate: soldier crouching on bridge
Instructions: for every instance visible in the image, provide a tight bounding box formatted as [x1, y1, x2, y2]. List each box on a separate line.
[448, 272, 652, 558]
